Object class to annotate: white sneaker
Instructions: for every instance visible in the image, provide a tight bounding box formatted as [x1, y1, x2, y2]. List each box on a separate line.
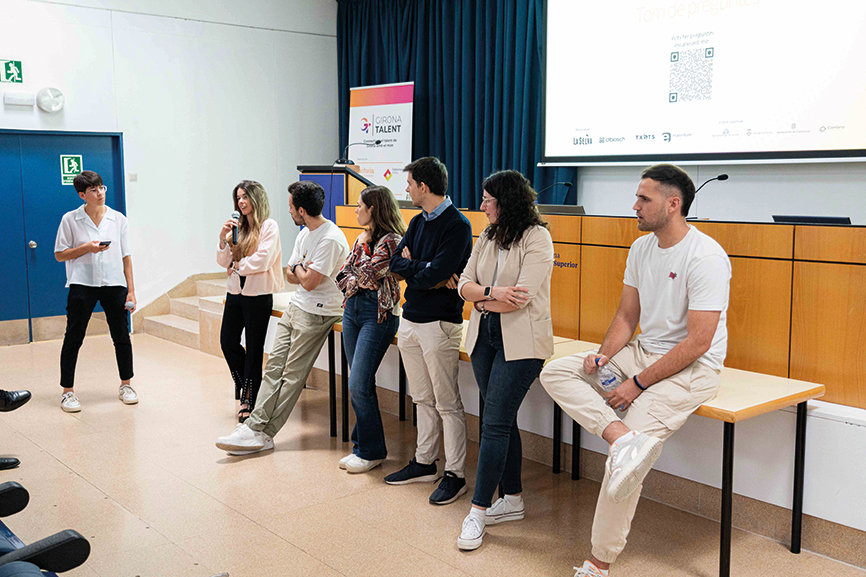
[339, 453, 355, 470]
[344, 455, 384, 474]
[118, 384, 138, 405]
[606, 431, 663, 503]
[573, 560, 606, 577]
[215, 423, 272, 454]
[61, 392, 81, 413]
[457, 512, 485, 551]
[485, 495, 525, 525]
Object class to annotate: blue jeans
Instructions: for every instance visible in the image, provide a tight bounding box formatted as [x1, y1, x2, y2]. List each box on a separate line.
[342, 289, 400, 461]
[470, 313, 544, 508]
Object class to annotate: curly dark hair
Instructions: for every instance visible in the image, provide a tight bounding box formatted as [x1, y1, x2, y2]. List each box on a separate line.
[482, 170, 548, 249]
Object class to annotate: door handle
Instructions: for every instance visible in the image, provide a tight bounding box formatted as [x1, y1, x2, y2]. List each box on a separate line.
[29, 241, 37, 249]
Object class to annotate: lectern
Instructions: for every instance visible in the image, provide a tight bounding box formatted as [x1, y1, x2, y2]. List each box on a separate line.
[297, 165, 375, 222]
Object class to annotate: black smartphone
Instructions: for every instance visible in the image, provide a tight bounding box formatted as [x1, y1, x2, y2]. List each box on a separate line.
[99, 240, 111, 246]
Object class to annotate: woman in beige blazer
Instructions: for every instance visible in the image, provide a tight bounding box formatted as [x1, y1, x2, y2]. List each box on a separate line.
[455, 170, 554, 551]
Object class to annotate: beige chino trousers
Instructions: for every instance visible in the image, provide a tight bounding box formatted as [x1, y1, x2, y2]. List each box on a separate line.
[540, 339, 720, 563]
[247, 303, 341, 439]
[397, 318, 467, 477]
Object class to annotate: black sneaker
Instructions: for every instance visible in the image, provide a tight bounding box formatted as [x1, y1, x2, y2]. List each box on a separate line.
[384, 458, 438, 485]
[429, 471, 467, 505]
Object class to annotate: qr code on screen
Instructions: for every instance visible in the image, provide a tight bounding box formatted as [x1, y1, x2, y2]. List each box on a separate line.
[668, 48, 713, 103]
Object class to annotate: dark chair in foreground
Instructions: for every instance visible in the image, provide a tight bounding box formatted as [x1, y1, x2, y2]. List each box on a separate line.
[0, 482, 90, 575]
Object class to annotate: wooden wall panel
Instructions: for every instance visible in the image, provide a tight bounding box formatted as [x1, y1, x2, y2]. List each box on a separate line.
[460, 210, 490, 237]
[399, 208, 421, 226]
[790, 262, 866, 409]
[579, 246, 629, 343]
[794, 226, 866, 264]
[724, 258, 792, 377]
[546, 215, 581, 244]
[347, 177, 366, 205]
[551, 243, 581, 339]
[341, 227, 362, 247]
[692, 222, 794, 259]
[335, 205, 356, 228]
[582, 217, 648, 247]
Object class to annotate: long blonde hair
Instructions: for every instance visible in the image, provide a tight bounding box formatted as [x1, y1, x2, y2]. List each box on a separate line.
[230, 180, 271, 261]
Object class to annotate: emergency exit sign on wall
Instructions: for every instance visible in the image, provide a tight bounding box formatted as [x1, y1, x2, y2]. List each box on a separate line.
[61, 155, 83, 185]
[0, 61, 23, 83]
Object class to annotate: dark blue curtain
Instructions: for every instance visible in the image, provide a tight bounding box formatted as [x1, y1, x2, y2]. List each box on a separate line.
[337, 0, 577, 210]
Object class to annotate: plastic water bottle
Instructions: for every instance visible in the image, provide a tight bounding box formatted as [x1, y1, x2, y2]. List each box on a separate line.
[595, 358, 620, 392]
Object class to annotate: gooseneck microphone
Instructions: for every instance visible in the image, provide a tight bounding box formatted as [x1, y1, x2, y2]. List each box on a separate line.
[231, 211, 240, 245]
[335, 140, 383, 165]
[536, 181, 573, 195]
[695, 174, 728, 194]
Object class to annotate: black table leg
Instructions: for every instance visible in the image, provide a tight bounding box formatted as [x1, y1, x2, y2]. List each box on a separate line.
[791, 401, 807, 554]
[572, 420, 581, 481]
[553, 403, 562, 474]
[341, 336, 349, 443]
[720, 421, 735, 577]
[328, 331, 336, 438]
[398, 353, 407, 422]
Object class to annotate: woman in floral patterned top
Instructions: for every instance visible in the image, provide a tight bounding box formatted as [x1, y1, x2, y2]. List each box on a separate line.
[336, 185, 406, 474]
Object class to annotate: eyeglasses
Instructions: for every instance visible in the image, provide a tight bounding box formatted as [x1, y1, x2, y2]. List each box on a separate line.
[88, 185, 107, 194]
[480, 197, 496, 206]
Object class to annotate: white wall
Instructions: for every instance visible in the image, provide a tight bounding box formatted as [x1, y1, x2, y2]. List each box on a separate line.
[576, 162, 866, 224]
[1, 0, 338, 306]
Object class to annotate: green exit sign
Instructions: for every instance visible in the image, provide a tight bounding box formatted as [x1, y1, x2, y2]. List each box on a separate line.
[0, 60, 23, 83]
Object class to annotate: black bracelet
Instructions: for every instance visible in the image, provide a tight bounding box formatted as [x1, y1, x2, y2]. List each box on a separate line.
[633, 374, 647, 391]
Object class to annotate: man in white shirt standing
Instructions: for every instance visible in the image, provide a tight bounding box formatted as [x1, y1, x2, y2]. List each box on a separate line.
[216, 180, 350, 455]
[54, 170, 138, 413]
[540, 164, 731, 577]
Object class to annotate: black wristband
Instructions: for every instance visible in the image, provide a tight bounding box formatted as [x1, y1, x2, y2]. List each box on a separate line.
[633, 374, 647, 391]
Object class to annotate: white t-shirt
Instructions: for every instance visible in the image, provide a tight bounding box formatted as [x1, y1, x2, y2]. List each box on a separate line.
[288, 220, 350, 317]
[54, 205, 131, 288]
[624, 226, 731, 370]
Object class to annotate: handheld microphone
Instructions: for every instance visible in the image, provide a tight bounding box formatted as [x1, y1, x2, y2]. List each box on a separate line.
[125, 301, 135, 311]
[335, 140, 383, 165]
[231, 210, 240, 244]
[695, 174, 728, 194]
[536, 181, 573, 195]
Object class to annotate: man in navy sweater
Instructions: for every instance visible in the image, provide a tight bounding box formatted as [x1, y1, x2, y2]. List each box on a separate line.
[387, 157, 473, 505]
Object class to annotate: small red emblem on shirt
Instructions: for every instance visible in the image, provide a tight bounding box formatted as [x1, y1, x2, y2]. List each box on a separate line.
[669, 272, 677, 280]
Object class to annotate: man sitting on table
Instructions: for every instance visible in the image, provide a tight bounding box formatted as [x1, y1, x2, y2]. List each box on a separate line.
[216, 181, 349, 455]
[540, 164, 731, 576]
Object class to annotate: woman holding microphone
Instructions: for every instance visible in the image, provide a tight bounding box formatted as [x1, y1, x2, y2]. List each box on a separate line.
[336, 185, 405, 473]
[455, 170, 554, 550]
[218, 180, 283, 422]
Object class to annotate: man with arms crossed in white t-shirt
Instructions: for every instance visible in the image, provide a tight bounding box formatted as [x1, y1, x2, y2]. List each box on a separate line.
[216, 181, 350, 455]
[540, 164, 731, 576]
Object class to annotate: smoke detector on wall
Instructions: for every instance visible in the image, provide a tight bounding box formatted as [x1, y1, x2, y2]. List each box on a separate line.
[36, 87, 64, 113]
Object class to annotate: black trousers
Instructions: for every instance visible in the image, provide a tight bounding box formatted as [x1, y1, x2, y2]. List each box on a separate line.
[60, 284, 133, 389]
[220, 292, 273, 407]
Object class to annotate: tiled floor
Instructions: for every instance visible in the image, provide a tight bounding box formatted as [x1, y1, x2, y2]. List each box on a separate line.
[1, 334, 863, 577]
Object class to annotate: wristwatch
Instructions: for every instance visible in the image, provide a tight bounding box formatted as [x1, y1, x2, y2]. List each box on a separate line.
[484, 286, 493, 300]
[291, 263, 299, 275]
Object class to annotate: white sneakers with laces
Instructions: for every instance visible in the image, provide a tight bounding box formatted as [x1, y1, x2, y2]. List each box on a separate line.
[457, 510, 486, 550]
[338, 453, 355, 470]
[485, 494, 525, 525]
[215, 423, 274, 455]
[344, 455, 384, 474]
[60, 392, 81, 413]
[118, 384, 138, 405]
[606, 431, 663, 503]
[573, 560, 608, 577]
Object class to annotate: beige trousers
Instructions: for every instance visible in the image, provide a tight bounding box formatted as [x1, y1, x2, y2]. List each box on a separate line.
[397, 318, 467, 476]
[540, 339, 720, 563]
[247, 303, 341, 438]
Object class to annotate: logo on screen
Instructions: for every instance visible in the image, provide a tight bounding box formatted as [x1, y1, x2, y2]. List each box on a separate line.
[635, 134, 655, 141]
[573, 135, 593, 145]
[361, 118, 371, 133]
[662, 133, 671, 142]
[384, 169, 393, 181]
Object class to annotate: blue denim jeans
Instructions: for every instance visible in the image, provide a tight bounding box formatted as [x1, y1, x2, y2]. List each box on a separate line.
[342, 289, 400, 461]
[470, 313, 544, 508]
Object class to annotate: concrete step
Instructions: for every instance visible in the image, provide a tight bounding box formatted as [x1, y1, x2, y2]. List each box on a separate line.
[196, 279, 227, 298]
[142, 314, 200, 350]
[170, 296, 200, 321]
[199, 295, 225, 315]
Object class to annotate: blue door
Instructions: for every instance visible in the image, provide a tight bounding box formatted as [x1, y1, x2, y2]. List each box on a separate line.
[3, 130, 125, 342]
[0, 134, 31, 344]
